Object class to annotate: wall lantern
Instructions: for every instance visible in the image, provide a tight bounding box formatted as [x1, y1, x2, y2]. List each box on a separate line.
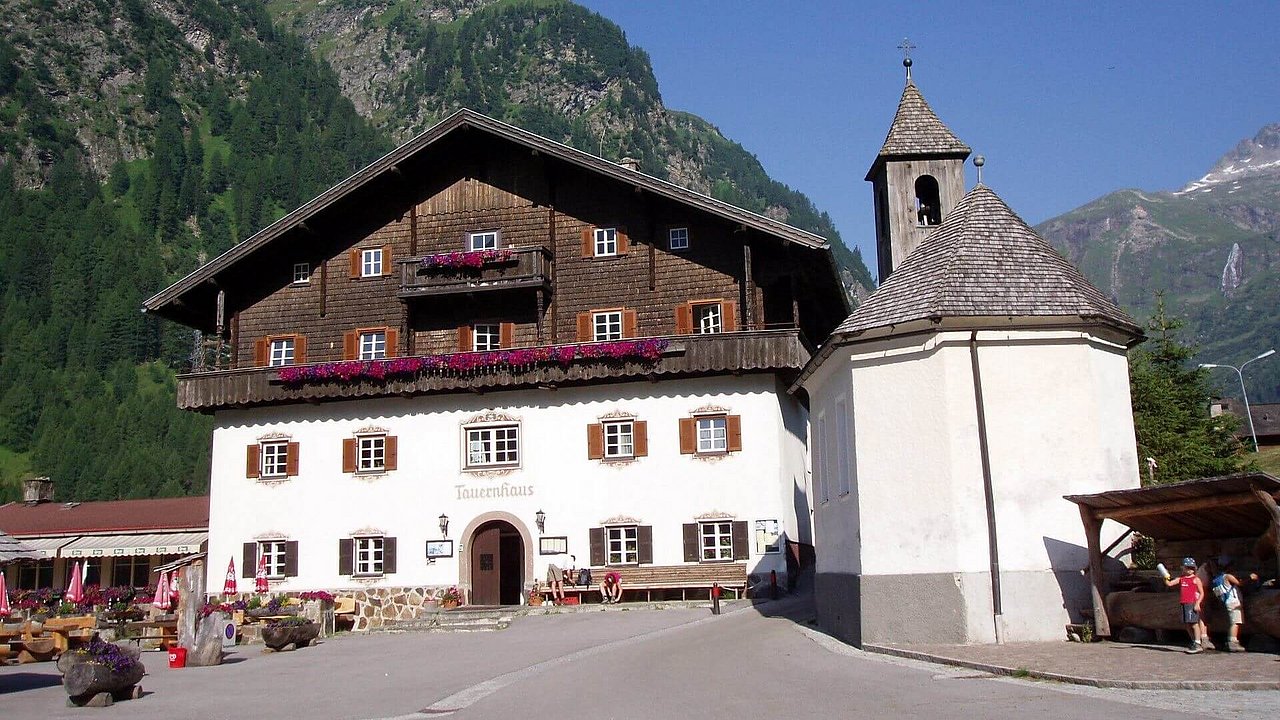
[535, 509, 546, 534]
[438, 513, 449, 538]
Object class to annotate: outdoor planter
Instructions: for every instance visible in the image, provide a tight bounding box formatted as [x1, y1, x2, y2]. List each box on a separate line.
[59, 641, 144, 707]
[261, 620, 320, 651]
[246, 606, 298, 619]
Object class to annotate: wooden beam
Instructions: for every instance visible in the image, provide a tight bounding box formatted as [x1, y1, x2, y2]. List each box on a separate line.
[1250, 483, 1280, 579]
[1079, 503, 1110, 637]
[1097, 492, 1269, 521]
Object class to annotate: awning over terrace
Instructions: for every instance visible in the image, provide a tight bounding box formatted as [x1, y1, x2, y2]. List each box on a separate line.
[61, 532, 208, 559]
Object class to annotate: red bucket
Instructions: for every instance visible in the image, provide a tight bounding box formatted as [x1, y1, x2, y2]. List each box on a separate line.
[167, 647, 187, 669]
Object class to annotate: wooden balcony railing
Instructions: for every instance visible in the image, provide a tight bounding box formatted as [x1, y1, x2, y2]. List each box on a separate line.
[398, 246, 552, 299]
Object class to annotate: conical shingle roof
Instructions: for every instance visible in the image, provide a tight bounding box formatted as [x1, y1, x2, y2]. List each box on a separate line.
[876, 81, 971, 158]
[834, 184, 1140, 338]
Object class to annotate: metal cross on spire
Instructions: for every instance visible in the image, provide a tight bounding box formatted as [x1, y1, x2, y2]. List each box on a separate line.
[898, 38, 916, 82]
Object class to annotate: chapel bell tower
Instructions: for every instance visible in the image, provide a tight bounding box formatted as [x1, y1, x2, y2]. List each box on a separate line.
[866, 55, 971, 281]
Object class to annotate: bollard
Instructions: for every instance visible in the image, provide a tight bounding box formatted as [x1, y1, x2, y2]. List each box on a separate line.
[770, 570, 778, 600]
[711, 583, 722, 615]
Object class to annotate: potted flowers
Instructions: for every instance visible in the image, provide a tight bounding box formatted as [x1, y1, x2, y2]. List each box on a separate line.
[60, 637, 145, 706]
[439, 586, 464, 609]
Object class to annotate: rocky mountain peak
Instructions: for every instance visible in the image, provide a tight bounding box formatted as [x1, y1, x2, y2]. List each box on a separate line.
[1179, 122, 1280, 193]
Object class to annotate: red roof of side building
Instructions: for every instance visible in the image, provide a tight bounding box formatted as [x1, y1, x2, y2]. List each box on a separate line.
[0, 496, 209, 537]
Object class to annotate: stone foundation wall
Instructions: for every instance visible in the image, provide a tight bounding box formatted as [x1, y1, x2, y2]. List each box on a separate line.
[348, 586, 448, 631]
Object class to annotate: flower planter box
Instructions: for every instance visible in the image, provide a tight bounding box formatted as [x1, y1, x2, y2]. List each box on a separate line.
[60, 645, 145, 707]
[261, 621, 320, 651]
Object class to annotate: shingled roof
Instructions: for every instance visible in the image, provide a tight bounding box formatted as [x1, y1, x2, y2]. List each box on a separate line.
[866, 81, 971, 179]
[831, 184, 1141, 339]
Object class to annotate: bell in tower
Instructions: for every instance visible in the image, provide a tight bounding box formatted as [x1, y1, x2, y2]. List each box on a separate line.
[866, 51, 971, 282]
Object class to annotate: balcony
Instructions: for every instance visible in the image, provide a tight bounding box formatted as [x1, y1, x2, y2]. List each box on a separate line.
[398, 246, 552, 299]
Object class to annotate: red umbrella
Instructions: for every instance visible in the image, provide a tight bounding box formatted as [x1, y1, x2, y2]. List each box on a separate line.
[154, 570, 171, 610]
[255, 553, 270, 594]
[170, 568, 179, 599]
[0, 571, 11, 617]
[65, 560, 84, 604]
[222, 557, 237, 596]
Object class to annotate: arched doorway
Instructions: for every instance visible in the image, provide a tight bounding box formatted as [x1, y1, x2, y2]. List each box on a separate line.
[469, 520, 525, 606]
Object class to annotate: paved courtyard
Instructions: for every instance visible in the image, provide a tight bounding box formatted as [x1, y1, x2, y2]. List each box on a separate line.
[2, 598, 1276, 719]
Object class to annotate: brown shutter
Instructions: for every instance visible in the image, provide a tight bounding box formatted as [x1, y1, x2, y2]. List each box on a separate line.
[587, 424, 604, 460]
[581, 228, 593, 257]
[623, 309, 638, 338]
[457, 325, 473, 352]
[678, 418, 696, 454]
[683, 523, 700, 563]
[343, 331, 357, 360]
[254, 339, 268, 367]
[348, 249, 360, 278]
[731, 521, 749, 560]
[246, 444, 261, 478]
[723, 301, 738, 332]
[381, 244, 393, 275]
[726, 415, 743, 452]
[294, 335, 307, 363]
[633, 421, 648, 457]
[675, 303, 693, 335]
[617, 225, 629, 254]
[576, 312, 592, 342]
[384, 436, 398, 471]
[382, 537, 397, 574]
[637, 525, 653, 564]
[589, 527, 606, 567]
[285, 442, 300, 476]
[342, 439, 357, 473]
[242, 543, 256, 578]
[338, 539, 354, 575]
[385, 328, 398, 358]
[284, 541, 299, 577]
[499, 322, 515, 348]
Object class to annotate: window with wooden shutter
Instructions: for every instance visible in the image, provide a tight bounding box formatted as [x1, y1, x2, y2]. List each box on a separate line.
[499, 322, 515, 348]
[338, 538, 354, 575]
[633, 421, 648, 457]
[348, 249, 361, 279]
[726, 415, 743, 452]
[617, 226, 629, 254]
[285, 442, 300, 476]
[383, 537, 397, 574]
[245, 444, 261, 478]
[457, 325, 473, 352]
[636, 525, 653, 564]
[586, 424, 604, 460]
[343, 330, 357, 360]
[682, 523, 700, 563]
[622, 309, 638, 338]
[731, 521, 749, 560]
[381, 244, 394, 275]
[385, 328, 398, 358]
[675, 303, 693, 335]
[284, 541, 299, 577]
[678, 418, 696, 454]
[384, 436, 398, 471]
[723, 302, 738, 332]
[589, 527, 606, 567]
[342, 439, 357, 473]
[294, 335, 308, 363]
[253, 339, 268, 367]
[576, 312, 591, 342]
[580, 228, 593, 258]
[242, 543, 256, 579]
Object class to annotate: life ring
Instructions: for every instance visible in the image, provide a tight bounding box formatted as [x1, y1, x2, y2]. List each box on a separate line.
[599, 572, 622, 603]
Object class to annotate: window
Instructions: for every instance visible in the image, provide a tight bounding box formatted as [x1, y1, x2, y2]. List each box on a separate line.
[692, 302, 722, 334]
[354, 536, 384, 576]
[359, 330, 387, 360]
[111, 556, 151, 587]
[72, 559, 102, 586]
[603, 420, 634, 459]
[697, 416, 728, 453]
[700, 521, 734, 561]
[361, 248, 383, 277]
[755, 520, 781, 554]
[593, 227, 617, 257]
[592, 311, 623, 342]
[914, 175, 942, 226]
[466, 425, 520, 468]
[468, 231, 499, 251]
[268, 338, 295, 367]
[260, 540, 287, 579]
[17, 559, 53, 590]
[357, 434, 386, 473]
[292, 262, 311, 284]
[261, 441, 289, 478]
[473, 324, 500, 351]
[607, 526, 638, 565]
[668, 227, 689, 250]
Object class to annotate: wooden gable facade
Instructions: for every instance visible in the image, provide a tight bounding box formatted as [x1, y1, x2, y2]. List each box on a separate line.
[145, 111, 848, 410]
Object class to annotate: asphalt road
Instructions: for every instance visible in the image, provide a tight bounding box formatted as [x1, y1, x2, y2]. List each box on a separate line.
[2, 598, 1275, 720]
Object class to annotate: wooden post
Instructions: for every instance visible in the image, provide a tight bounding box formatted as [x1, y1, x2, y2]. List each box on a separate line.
[1250, 484, 1280, 580]
[1079, 504, 1110, 637]
[177, 560, 205, 651]
[742, 242, 754, 331]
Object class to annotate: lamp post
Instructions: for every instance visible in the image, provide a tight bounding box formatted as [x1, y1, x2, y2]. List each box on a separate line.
[438, 513, 449, 538]
[1200, 349, 1276, 452]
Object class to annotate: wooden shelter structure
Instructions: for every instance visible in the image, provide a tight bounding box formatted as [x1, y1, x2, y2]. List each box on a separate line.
[1065, 472, 1280, 637]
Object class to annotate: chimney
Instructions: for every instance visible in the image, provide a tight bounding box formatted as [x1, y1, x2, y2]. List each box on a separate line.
[618, 157, 640, 172]
[22, 477, 54, 504]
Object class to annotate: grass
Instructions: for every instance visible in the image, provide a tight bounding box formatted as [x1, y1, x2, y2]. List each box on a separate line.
[1253, 445, 1280, 475]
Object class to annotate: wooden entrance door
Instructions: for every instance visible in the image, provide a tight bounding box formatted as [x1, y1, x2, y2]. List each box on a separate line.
[471, 523, 501, 606]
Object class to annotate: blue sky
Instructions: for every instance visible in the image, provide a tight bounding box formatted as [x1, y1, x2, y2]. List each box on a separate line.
[576, 0, 1280, 276]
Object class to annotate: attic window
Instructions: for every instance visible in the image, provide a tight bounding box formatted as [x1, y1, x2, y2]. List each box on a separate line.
[293, 263, 311, 284]
[914, 175, 942, 226]
[668, 227, 689, 251]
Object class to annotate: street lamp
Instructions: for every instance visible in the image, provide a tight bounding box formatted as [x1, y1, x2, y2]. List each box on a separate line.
[535, 509, 546, 534]
[1200, 348, 1276, 452]
[438, 513, 449, 538]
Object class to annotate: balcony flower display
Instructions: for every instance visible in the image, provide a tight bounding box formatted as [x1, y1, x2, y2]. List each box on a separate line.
[278, 338, 670, 385]
[419, 248, 514, 270]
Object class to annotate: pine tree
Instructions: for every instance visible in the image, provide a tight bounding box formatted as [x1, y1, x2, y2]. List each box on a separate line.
[1129, 295, 1245, 484]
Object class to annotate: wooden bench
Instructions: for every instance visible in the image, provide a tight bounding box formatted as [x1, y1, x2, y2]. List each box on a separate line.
[558, 564, 749, 602]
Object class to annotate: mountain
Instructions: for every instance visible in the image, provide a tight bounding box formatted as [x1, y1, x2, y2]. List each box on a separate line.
[0, 0, 868, 502]
[1037, 124, 1280, 403]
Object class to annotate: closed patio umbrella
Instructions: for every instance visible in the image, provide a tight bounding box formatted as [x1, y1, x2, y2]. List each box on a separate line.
[154, 570, 171, 610]
[0, 572, 10, 617]
[65, 560, 84, 604]
[255, 554, 269, 594]
[222, 556, 237, 596]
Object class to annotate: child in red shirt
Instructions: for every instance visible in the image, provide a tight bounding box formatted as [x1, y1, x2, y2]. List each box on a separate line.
[1165, 557, 1206, 653]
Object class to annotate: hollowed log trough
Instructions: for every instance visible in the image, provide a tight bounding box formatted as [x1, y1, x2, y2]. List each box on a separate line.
[261, 621, 320, 651]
